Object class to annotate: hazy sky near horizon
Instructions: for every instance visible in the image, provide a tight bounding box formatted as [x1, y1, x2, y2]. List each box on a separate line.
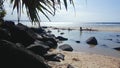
[4, 0, 120, 22]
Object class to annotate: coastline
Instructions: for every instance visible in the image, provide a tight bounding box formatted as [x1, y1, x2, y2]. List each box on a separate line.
[47, 26, 120, 32]
[1, 21, 120, 68]
[46, 25, 120, 68]
[48, 50, 120, 68]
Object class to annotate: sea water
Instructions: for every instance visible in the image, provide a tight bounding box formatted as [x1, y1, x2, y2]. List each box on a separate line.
[18, 21, 120, 58]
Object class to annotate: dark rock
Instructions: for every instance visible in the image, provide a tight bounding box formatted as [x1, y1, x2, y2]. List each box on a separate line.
[47, 34, 56, 38]
[0, 40, 50, 68]
[45, 41, 57, 49]
[116, 35, 120, 37]
[106, 39, 112, 41]
[47, 30, 52, 33]
[1, 22, 35, 47]
[116, 39, 120, 43]
[101, 44, 108, 48]
[75, 41, 80, 43]
[68, 28, 72, 31]
[60, 32, 64, 35]
[59, 44, 73, 51]
[42, 26, 48, 29]
[30, 27, 46, 34]
[10, 28, 35, 47]
[3, 21, 15, 27]
[114, 47, 120, 51]
[56, 36, 68, 41]
[44, 53, 65, 62]
[67, 64, 75, 68]
[34, 39, 57, 49]
[34, 40, 46, 45]
[16, 43, 25, 48]
[86, 37, 98, 45]
[53, 27, 58, 30]
[40, 37, 58, 48]
[1, 21, 15, 31]
[17, 23, 38, 39]
[27, 43, 50, 56]
[0, 28, 11, 41]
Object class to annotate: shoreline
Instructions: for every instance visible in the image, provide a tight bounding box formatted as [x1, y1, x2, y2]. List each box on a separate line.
[1, 21, 120, 68]
[46, 26, 120, 32]
[48, 50, 120, 68]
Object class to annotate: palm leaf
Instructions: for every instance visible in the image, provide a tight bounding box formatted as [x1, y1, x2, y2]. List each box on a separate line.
[10, 0, 75, 26]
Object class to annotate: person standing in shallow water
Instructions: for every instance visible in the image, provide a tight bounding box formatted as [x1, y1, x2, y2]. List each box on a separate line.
[80, 27, 82, 31]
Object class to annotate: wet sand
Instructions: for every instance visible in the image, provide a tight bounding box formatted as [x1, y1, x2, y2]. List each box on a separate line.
[46, 25, 120, 68]
[48, 50, 120, 68]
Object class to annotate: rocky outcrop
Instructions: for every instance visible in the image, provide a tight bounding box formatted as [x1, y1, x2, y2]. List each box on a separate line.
[86, 37, 98, 45]
[59, 44, 73, 51]
[1, 21, 35, 47]
[0, 40, 50, 68]
[0, 21, 61, 68]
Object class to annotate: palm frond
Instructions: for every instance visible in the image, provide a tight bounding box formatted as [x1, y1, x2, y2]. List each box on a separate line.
[10, 0, 75, 26]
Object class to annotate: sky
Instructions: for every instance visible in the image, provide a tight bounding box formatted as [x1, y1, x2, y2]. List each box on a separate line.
[3, 0, 120, 23]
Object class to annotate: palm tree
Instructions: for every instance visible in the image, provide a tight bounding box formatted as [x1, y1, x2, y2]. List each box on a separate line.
[9, 0, 75, 27]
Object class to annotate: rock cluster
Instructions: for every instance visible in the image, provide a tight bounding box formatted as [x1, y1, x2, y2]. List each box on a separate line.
[0, 21, 66, 68]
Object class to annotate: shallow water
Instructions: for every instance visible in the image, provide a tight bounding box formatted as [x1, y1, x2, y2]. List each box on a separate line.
[19, 21, 120, 57]
[50, 29, 120, 58]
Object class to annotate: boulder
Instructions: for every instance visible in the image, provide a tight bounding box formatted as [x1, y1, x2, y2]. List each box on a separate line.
[3, 21, 15, 27]
[47, 34, 56, 38]
[44, 53, 65, 62]
[30, 27, 46, 34]
[116, 35, 120, 37]
[1, 22, 35, 47]
[86, 37, 98, 45]
[10, 28, 35, 47]
[67, 64, 75, 68]
[40, 37, 58, 48]
[27, 43, 50, 56]
[47, 30, 52, 33]
[0, 40, 50, 68]
[75, 41, 80, 43]
[0, 28, 11, 41]
[1, 21, 15, 31]
[42, 26, 48, 29]
[45, 41, 57, 49]
[35, 39, 57, 49]
[60, 32, 64, 35]
[114, 47, 120, 51]
[56, 36, 68, 41]
[16, 23, 38, 40]
[59, 44, 73, 51]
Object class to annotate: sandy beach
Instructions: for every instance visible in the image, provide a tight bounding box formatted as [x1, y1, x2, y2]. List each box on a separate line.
[44, 23, 120, 68]
[48, 50, 120, 68]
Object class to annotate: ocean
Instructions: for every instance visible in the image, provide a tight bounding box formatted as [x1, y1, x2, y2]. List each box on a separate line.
[16, 21, 120, 57]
